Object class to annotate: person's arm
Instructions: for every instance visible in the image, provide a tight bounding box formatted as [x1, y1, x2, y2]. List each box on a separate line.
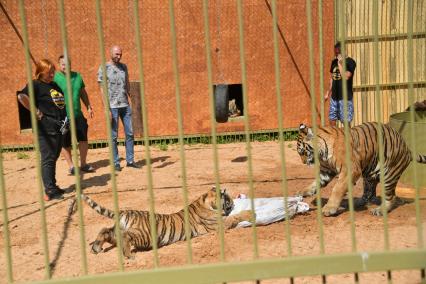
[125, 65, 131, 98]
[97, 66, 112, 120]
[17, 93, 43, 120]
[80, 88, 94, 118]
[337, 55, 353, 80]
[325, 77, 332, 100]
[98, 85, 112, 120]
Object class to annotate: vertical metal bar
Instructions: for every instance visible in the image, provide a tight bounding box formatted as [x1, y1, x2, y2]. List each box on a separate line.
[361, 0, 367, 123]
[391, 0, 397, 113]
[423, 0, 426, 102]
[0, 151, 13, 282]
[132, 0, 159, 268]
[18, 0, 52, 279]
[271, 0, 293, 259]
[94, 0, 124, 270]
[366, 0, 372, 121]
[236, 0, 259, 259]
[306, 1, 327, 283]
[339, 0, 358, 248]
[402, 0, 407, 109]
[337, 2, 359, 282]
[271, 2, 295, 282]
[384, 0, 392, 117]
[349, 0, 355, 125]
[56, 0, 88, 274]
[202, 0, 226, 263]
[372, 1, 393, 282]
[334, 0, 338, 42]
[396, 0, 402, 112]
[407, 0, 425, 280]
[168, 0, 193, 264]
[318, 0, 325, 127]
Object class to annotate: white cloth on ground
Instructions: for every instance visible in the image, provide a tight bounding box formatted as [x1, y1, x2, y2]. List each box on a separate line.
[229, 196, 309, 228]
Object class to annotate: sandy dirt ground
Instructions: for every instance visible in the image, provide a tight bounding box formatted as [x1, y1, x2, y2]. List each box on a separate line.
[0, 141, 425, 284]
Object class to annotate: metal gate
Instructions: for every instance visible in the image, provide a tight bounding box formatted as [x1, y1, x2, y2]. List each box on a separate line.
[1, 1, 425, 283]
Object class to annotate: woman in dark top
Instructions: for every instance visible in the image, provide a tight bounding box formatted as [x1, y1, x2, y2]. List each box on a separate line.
[17, 59, 66, 201]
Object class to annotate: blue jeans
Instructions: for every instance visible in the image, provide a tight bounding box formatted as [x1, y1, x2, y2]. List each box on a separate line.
[329, 98, 354, 123]
[110, 106, 134, 165]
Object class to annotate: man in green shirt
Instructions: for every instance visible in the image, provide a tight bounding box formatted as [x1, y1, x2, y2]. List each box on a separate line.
[54, 55, 94, 175]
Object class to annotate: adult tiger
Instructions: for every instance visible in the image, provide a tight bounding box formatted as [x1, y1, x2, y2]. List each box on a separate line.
[296, 122, 426, 216]
[68, 187, 252, 259]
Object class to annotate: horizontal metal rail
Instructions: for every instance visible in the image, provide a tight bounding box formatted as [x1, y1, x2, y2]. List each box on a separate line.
[0, 129, 299, 152]
[30, 249, 426, 284]
[353, 81, 426, 92]
[345, 31, 426, 43]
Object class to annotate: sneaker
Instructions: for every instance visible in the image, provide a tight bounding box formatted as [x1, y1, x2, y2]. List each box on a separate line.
[68, 167, 75, 175]
[126, 162, 141, 169]
[43, 190, 64, 201]
[81, 164, 95, 173]
[54, 186, 66, 194]
[114, 164, 122, 172]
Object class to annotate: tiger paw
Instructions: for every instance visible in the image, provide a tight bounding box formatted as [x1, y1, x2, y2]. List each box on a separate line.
[299, 185, 316, 197]
[239, 210, 255, 222]
[322, 204, 338, 216]
[91, 243, 103, 254]
[369, 207, 383, 216]
[369, 196, 382, 206]
[353, 197, 367, 209]
[124, 253, 136, 260]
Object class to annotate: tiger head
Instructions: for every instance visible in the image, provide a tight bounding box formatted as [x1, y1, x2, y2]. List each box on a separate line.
[204, 186, 234, 216]
[297, 124, 315, 165]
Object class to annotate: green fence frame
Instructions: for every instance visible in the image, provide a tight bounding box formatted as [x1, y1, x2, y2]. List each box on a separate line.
[1, 1, 425, 283]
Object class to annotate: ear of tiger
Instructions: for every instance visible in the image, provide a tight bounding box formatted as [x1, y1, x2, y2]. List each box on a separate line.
[211, 186, 226, 195]
[299, 123, 309, 135]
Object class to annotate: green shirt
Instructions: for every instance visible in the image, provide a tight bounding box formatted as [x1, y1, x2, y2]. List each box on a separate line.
[53, 71, 85, 118]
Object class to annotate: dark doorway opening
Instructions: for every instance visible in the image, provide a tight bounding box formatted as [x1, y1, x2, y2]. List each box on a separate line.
[18, 99, 31, 131]
[227, 84, 243, 117]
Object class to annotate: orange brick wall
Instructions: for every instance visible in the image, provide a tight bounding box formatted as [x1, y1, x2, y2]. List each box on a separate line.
[0, 0, 334, 146]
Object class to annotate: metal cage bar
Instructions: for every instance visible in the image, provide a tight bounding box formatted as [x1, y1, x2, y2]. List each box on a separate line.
[338, 0, 358, 254]
[18, 0, 52, 279]
[236, 0, 259, 261]
[0, 134, 13, 283]
[318, 0, 325, 127]
[94, 0, 124, 271]
[27, 249, 426, 284]
[168, 0, 193, 264]
[407, 0, 425, 280]
[271, 0, 293, 262]
[131, 0, 160, 267]
[4, 2, 426, 284]
[56, 0, 88, 275]
[337, 2, 359, 282]
[202, 0, 227, 263]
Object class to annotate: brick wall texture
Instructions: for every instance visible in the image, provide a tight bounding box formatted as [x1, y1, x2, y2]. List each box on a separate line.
[0, 0, 334, 146]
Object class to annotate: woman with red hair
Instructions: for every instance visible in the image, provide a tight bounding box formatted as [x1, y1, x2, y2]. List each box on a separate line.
[17, 59, 66, 201]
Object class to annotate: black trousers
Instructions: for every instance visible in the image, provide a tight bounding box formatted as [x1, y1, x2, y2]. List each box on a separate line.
[38, 132, 62, 193]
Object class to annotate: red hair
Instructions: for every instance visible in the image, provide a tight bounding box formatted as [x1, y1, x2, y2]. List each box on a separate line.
[35, 59, 55, 80]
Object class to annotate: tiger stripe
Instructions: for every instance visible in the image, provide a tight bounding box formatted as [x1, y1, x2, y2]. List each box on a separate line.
[297, 122, 426, 216]
[68, 187, 250, 258]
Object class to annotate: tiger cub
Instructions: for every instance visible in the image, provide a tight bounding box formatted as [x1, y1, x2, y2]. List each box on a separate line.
[68, 187, 252, 259]
[297, 122, 426, 216]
